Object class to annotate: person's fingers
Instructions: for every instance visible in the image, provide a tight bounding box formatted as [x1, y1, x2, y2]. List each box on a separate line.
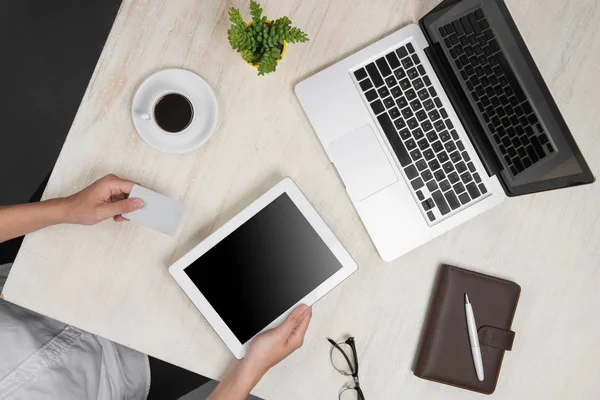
[278, 304, 310, 336]
[101, 198, 143, 219]
[288, 307, 312, 349]
[113, 215, 130, 222]
[110, 193, 129, 202]
[103, 174, 136, 196]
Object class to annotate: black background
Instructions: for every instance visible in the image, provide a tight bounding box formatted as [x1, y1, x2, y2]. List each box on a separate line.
[184, 194, 343, 344]
[0, 1, 122, 205]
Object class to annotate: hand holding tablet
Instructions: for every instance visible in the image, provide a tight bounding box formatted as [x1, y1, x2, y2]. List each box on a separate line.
[170, 178, 357, 358]
[206, 305, 313, 399]
[244, 304, 312, 374]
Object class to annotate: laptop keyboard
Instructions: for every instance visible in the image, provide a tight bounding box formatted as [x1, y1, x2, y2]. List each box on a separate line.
[353, 43, 487, 224]
[439, 9, 554, 176]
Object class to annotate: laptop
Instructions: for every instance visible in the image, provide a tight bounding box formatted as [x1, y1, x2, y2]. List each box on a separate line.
[295, 0, 594, 261]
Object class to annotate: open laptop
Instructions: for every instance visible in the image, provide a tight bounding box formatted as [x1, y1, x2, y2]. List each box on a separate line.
[295, 0, 594, 261]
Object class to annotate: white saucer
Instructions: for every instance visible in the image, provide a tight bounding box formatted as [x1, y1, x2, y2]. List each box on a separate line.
[131, 69, 218, 154]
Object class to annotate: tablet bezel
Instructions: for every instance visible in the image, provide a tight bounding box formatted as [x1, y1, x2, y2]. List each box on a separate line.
[169, 177, 357, 359]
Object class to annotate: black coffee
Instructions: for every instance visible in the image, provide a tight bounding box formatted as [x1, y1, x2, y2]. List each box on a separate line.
[153, 93, 194, 133]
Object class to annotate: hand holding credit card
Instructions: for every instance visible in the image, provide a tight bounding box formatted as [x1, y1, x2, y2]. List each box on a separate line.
[123, 184, 186, 236]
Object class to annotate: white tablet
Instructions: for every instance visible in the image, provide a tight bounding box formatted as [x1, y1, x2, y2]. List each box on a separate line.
[169, 177, 357, 358]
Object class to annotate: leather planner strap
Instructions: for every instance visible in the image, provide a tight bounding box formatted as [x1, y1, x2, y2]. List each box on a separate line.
[478, 325, 515, 351]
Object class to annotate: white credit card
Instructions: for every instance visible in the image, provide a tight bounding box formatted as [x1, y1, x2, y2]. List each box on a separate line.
[123, 184, 186, 236]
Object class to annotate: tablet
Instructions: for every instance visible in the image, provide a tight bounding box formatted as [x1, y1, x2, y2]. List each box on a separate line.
[169, 178, 357, 358]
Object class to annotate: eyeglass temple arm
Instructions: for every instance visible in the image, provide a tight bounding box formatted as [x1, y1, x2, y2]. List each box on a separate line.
[346, 337, 360, 377]
[355, 385, 366, 400]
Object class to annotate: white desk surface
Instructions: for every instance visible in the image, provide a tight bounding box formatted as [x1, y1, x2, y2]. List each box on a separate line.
[4, 0, 600, 398]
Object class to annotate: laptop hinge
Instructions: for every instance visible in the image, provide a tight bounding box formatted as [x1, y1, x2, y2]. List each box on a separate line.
[421, 40, 503, 177]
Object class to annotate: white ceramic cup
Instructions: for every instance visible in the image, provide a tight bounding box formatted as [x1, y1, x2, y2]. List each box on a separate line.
[138, 90, 195, 135]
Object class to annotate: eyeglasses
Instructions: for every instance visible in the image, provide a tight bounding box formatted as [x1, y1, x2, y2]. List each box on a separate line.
[327, 337, 366, 400]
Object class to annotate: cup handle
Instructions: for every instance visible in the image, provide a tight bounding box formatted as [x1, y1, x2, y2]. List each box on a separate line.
[139, 113, 151, 120]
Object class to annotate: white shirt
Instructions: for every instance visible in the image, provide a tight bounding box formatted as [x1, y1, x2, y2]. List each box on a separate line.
[0, 263, 150, 400]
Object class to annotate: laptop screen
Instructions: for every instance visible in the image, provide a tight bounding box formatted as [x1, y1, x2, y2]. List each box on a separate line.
[419, 0, 593, 195]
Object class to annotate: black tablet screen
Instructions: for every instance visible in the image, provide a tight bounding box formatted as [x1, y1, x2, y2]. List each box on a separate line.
[184, 193, 343, 343]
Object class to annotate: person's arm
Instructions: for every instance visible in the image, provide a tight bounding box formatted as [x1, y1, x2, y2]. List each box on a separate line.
[0, 174, 143, 243]
[207, 304, 312, 400]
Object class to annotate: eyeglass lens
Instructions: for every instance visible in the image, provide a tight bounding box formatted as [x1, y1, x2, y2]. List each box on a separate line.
[331, 342, 356, 375]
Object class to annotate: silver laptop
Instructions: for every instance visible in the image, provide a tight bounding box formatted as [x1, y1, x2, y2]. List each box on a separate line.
[295, 0, 593, 261]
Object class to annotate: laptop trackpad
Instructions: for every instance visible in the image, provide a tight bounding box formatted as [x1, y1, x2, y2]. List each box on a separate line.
[329, 125, 398, 201]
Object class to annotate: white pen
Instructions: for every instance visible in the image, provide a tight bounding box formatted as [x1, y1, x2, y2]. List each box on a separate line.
[465, 293, 484, 381]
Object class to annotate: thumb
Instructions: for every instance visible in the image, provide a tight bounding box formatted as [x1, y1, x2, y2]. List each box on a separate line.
[100, 198, 144, 219]
[278, 304, 310, 335]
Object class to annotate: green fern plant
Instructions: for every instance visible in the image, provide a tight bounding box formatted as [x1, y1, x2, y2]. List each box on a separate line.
[227, 1, 309, 76]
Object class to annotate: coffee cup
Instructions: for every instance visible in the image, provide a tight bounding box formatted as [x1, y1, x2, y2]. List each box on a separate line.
[138, 91, 195, 134]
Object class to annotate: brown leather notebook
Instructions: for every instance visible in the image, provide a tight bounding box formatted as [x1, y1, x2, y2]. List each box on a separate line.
[414, 264, 521, 394]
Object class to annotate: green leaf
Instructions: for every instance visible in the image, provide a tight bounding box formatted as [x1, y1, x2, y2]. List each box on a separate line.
[271, 47, 282, 58]
[272, 16, 291, 31]
[250, 0, 263, 23]
[241, 50, 259, 64]
[257, 51, 278, 76]
[228, 25, 253, 52]
[271, 16, 294, 44]
[284, 26, 309, 43]
[228, 8, 245, 28]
